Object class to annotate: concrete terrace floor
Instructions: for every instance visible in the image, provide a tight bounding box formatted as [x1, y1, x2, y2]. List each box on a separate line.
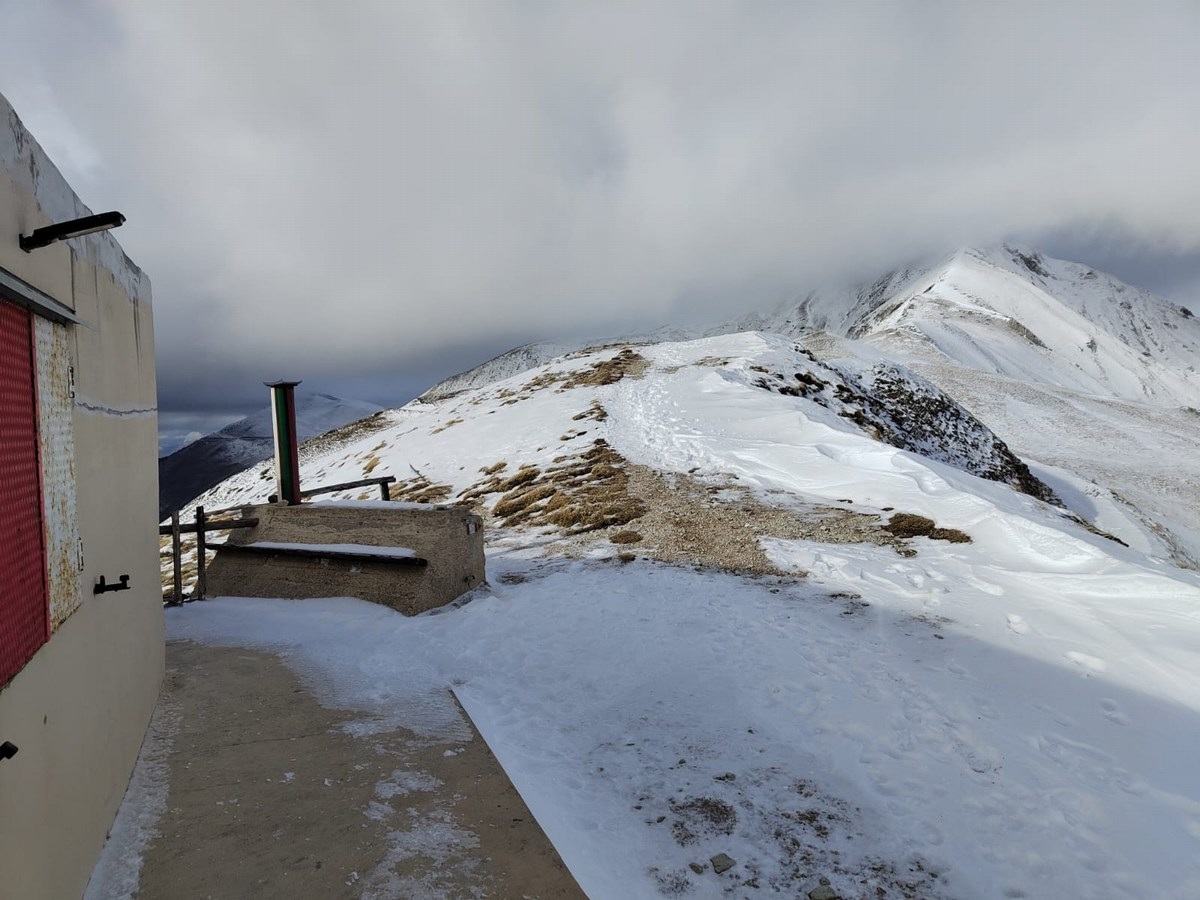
[120, 639, 583, 899]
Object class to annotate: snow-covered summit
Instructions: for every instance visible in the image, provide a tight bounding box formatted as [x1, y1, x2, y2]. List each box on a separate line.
[726, 245, 1200, 406]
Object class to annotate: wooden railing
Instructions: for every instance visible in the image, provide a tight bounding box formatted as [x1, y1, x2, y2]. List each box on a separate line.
[269, 475, 395, 503]
[160, 506, 258, 606]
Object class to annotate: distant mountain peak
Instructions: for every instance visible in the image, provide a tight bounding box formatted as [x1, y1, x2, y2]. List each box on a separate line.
[158, 392, 383, 519]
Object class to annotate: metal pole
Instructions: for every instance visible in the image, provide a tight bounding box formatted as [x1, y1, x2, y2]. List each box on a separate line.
[193, 506, 207, 601]
[265, 380, 302, 504]
[170, 511, 183, 606]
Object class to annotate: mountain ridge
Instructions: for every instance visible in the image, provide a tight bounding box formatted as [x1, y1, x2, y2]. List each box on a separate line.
[419, 245, 1199, 411]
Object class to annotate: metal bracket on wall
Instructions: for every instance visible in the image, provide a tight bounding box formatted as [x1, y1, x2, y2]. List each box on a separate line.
[0, 741, 17, 761]
[94, 574, 131, 595]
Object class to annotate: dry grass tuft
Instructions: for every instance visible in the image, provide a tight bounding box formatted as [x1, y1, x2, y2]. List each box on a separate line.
[496, 465, 541, 492]
[431, 417, 464, 434]
[559, 348, 647, 389]
[883, 513, 936, 538]
[458, 440, 646, 534]
[884, 512, 971, 543]
[388, 475, 454, 505]
[479, 461, 508, 475]
[572, 401, 609, 422]
[493, 484, 559, 521]
[930, 527, 972, 543]
[610, 530, 643, 544]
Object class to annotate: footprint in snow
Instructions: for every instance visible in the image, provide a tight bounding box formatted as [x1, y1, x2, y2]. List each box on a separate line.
[1099, 698, 1129, 726]
[972, 579, 1005, 596]
[1032, 702, 1077, 728]
[1065, 650, 1107, 673]
[1006, 614, 1032, 635]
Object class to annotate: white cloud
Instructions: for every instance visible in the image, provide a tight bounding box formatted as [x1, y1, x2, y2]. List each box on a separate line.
[4, 1, 1200, 410]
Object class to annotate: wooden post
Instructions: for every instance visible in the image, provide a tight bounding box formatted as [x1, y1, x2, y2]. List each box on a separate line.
[193, 506, 207, 601]
[378, 479, 390, 501]
[170, 511, 183, 606]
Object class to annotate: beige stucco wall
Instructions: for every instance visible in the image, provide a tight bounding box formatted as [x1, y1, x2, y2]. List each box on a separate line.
[0, 95, 163, 899]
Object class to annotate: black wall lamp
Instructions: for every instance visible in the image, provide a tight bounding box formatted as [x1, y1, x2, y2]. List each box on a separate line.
[20, 211, 125, 252]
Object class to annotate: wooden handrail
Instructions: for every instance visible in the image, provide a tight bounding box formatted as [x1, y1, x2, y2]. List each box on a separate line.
[158, 517, 259, 536]
[269, 475, 395, 503]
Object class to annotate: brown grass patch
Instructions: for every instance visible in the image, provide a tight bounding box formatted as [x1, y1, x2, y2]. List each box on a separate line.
[458, 440, 647, 533]
[458, 441, 965, 573]
[388, 474, 454, 504]
[560, 348, 647, 389]
[496, 465, 541, 492]
[572, 401, 609, 422]
[884, 512, 972, 543]
[479, 461, 508, 476]
[492, 484, 559, 521]
[512, 349, 646, 396]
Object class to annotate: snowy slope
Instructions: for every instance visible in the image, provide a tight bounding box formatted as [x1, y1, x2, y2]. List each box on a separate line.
[418, 340, 580, 401]
[157, 391, 383, 518]
[708, 247, 1200, 565]
[158, 333, 1200, 900]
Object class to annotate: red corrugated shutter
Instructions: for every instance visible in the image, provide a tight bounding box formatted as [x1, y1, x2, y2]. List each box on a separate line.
[0, 299, 48, 686]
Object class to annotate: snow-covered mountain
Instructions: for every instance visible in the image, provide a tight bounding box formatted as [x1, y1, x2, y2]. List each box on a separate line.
[157, 391, 382, 518]
[728, 245, 1200, 406]
[174, 329, 1200, 898]
[731, 246, 1200, 567]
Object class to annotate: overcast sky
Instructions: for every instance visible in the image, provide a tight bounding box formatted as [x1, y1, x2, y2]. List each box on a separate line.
[3, 1, 1198, 439]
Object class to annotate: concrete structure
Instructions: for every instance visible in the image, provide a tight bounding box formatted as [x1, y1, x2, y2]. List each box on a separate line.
[0, 95, 162, 899]
[207, 503, 485, 615]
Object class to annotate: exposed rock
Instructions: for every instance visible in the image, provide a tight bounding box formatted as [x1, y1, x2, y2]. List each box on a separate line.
[709, 853, 735, 875]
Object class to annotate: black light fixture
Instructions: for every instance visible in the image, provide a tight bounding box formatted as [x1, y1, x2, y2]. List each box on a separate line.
[20, 211, 126, 252]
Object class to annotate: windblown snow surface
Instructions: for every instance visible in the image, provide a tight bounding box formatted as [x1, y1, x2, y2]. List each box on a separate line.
[147, 330, 1200, 899]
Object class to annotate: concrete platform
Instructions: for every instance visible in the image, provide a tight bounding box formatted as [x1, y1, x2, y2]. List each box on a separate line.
[206, 503, 485, 615]
[126, 640, 583, 899]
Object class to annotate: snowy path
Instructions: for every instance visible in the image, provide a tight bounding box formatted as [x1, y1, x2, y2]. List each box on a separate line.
[168, 546, 1200, 899]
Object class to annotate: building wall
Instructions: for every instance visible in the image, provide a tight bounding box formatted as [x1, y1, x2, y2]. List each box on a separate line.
[0, 95, 163, 899]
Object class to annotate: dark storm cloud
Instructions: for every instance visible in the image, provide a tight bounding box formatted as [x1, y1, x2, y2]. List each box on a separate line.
[3, 1, 1199, 416]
